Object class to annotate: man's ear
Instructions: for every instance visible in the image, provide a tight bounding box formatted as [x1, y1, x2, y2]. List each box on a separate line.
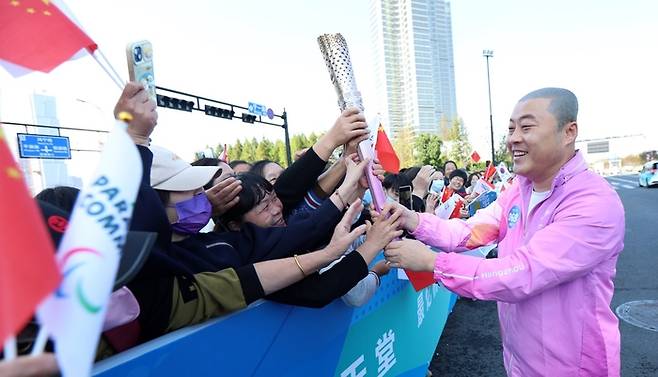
[227, 220, 241, 232]
[563, 121, 578, 145]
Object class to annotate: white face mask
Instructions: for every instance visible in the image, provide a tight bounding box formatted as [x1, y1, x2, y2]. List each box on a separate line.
[386, 195, 397, 203]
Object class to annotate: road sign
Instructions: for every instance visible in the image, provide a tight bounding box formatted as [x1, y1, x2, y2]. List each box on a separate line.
[247, 102, 268, 117]
[267, 108, 274, 120]
[17, 133, 71, 159]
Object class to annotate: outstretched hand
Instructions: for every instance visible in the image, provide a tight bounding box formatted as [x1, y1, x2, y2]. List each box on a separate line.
[326, 199, 367, 259]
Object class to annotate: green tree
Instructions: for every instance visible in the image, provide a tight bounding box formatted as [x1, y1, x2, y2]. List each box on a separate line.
[291, 133, 314, 156]
[255, 138, 274, 161]
[448, 118, 473, 169]
[231, 139, 243, 161]
[240, 138, 257, 162]
[414, 133, 442, 168]
[307, 132, 320, 146]
[273, 140, 288, 167]
[494, 135, 512, 169]
[392, 125, 415, 168]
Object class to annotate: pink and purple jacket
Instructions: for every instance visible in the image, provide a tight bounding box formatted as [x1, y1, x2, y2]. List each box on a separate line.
[411, 151, 625, 376]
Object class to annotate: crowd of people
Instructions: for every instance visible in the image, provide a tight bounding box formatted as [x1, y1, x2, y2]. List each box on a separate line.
[5, 85, 627, 377]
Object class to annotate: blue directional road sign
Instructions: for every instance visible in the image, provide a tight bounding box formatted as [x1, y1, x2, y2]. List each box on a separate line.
[17, 133, 71, 159]
[247, 102, 268, 117]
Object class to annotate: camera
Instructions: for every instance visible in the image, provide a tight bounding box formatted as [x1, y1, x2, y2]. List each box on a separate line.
[133, 46, 143, 63]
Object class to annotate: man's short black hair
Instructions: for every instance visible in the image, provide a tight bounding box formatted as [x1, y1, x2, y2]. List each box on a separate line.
[519, 87, 578, 129]
[444, 160, 457, 170]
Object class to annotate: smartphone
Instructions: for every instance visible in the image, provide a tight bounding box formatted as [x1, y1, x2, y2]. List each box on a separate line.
[398, 185, 413, 211]
[126, 40, 156, 102]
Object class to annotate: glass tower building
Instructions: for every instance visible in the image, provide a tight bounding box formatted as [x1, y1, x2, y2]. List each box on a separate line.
[370, 0, 457, 137]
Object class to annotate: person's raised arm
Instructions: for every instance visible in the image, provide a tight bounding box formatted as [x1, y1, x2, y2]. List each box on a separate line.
[312, 107, 369, 161]
[253, 200, 367, 294]
[114, 82, 157, 146]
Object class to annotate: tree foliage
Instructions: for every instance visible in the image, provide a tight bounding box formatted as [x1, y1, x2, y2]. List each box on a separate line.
[494, 135, 512, 169]
[392, 125, 416, 168]
[414, 133, 442, 168]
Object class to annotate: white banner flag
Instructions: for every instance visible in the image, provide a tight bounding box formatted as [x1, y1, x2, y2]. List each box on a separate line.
[472, 178, 495, 196]
[434, 193, 463, 219]
[37, 120, 141, 377]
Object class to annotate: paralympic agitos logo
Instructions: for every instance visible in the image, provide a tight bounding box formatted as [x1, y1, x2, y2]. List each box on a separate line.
[55, 247, 104, 314]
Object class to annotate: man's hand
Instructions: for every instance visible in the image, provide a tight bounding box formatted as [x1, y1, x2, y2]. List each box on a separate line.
[384, 239, 436, 272]
[114, 82, 158, 146]
[206, 176, 242, 217]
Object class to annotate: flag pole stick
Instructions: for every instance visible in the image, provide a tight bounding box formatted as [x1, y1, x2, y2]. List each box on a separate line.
[30, 326, 49, 356]
[91, 49, 124, 90]
[2, 335, 17, 361]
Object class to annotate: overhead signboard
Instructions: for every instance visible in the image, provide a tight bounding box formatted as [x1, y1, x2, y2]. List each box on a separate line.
[247, 101, 268, 117]
[17, 133, 71, 159]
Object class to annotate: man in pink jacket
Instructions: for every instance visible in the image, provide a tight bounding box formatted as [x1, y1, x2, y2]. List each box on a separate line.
[383, 88, 625, 376]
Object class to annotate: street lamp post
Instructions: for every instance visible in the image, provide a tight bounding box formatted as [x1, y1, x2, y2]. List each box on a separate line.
[483, 49, 495, 166]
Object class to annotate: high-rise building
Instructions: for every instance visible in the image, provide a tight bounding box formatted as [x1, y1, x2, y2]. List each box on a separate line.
[370, 0, 457, 137]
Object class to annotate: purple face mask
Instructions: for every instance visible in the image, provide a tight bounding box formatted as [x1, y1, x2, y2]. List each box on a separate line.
[170, 192, 212, 235]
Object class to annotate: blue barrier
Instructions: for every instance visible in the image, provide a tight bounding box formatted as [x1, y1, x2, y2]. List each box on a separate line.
[93, 271, 457, 377]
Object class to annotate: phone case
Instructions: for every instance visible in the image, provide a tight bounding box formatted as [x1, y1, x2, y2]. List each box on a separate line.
[126, 40, 156, 102]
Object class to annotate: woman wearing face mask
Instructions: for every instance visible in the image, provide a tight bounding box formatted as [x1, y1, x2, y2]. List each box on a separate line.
[149, 146, 399, 308]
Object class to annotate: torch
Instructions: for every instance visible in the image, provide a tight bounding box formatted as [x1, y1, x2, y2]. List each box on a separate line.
[317, 33, 387, 212]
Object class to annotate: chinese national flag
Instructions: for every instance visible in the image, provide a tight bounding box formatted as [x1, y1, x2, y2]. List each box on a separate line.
[440, 187, 454, 204]
[470, 150, 481, 162]
[375, 125, 400, 173]
[0, 127, 60, 344]
[0, 0, 97, 73]
[483, 163, 497, 182]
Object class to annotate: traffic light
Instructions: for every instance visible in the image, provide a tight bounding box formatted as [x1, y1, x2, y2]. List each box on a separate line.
[204, 105, 234, 119]
[241, 113, 257, 124]
[156, 95, 195, 112]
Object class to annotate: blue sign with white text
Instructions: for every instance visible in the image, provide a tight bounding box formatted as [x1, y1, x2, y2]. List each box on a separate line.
[17, 133, 71, 159]
[248, 101, 268, 116]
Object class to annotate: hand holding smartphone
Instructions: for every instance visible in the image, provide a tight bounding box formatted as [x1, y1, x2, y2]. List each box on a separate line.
[126, 40, 156, 102]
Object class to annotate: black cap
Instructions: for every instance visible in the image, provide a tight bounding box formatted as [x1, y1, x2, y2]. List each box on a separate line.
[449, 168, 468, 182]
[36, 200, 155, 290]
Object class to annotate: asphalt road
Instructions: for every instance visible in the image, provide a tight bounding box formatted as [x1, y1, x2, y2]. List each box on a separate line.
[429, 174, 658, 376]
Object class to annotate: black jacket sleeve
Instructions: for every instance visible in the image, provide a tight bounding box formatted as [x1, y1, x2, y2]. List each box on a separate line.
[234, 199, 343, 264]
[274, 147, 328, 218]
[265, 251, 369, 308]
[130, 145, 172, 250]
